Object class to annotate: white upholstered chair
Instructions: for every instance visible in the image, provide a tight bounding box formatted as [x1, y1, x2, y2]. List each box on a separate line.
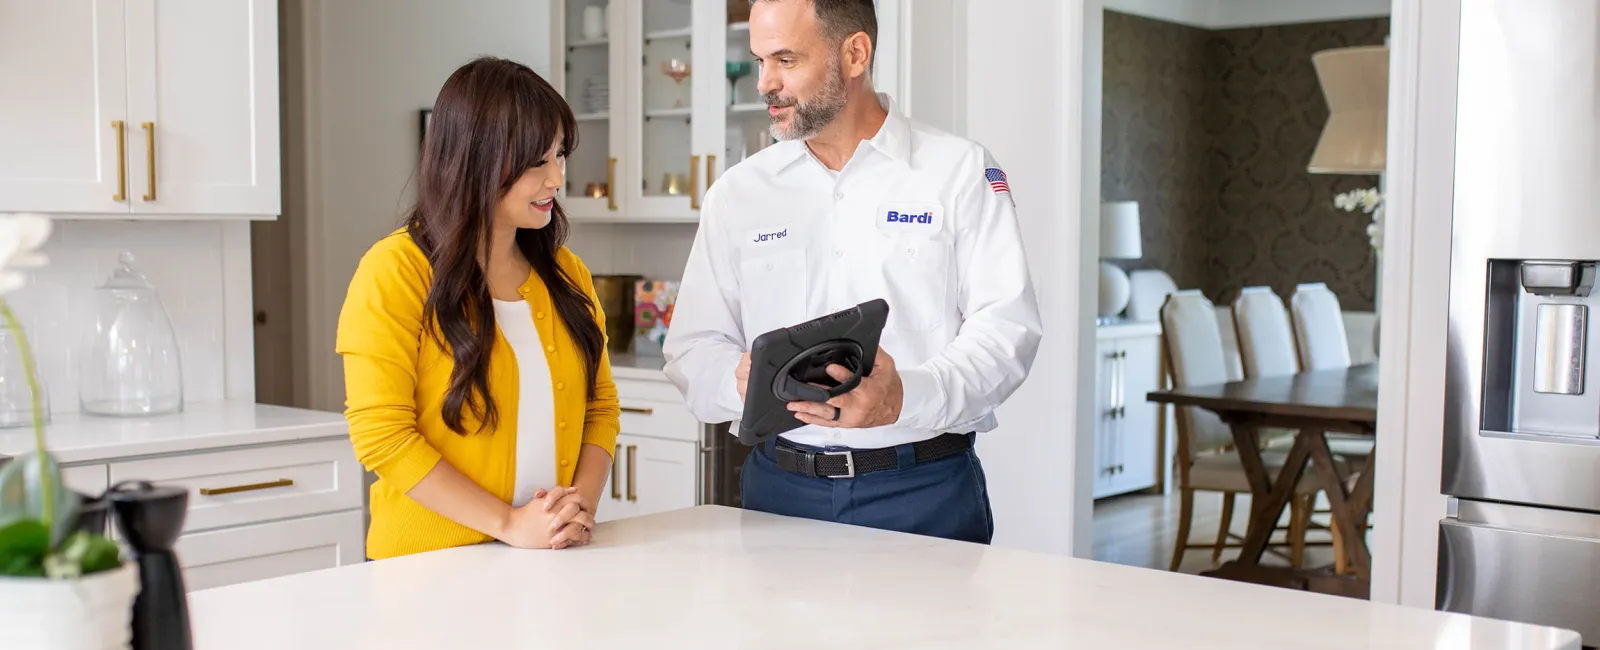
[1290, 282, 1353, 370]
[1213, 307, 1245, 382]
[1232, 287, 1302, 379]
[1160, 291, 1334, 570]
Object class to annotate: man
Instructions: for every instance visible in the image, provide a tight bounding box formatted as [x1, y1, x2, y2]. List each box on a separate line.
[662, 0, 1041, 544]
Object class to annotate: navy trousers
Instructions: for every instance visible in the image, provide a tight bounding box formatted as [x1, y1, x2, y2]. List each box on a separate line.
[739, 436, 995, 544]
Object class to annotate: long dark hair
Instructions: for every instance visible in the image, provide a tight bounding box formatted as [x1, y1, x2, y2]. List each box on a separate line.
[406, 56, 603, 435]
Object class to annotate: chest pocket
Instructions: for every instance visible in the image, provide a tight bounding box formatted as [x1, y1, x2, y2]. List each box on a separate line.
[738, 247, 809, 336]
[874, 237, 952, 332]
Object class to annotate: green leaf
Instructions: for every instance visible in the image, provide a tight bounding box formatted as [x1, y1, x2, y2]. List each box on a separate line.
[0, 519, 48, 577]
[0, 453, 81, 546]
[78, 534, 121, 575]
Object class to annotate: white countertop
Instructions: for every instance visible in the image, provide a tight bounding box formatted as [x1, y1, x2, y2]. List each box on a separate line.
[610, 352, 669, 381]
[0, 401, 348, 463]
[188, 506, 1581, 650]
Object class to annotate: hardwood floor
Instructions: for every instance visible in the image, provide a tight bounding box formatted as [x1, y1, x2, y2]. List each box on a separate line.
[1093, 489, 1343, 575]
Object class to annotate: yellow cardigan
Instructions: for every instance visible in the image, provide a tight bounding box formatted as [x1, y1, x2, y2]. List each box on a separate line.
[335, 229, 620, 560]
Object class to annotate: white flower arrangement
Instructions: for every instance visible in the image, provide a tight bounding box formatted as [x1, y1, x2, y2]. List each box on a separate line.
[1333, 187, 1383, 254]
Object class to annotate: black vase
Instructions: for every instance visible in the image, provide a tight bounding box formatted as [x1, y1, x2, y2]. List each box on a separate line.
[109, 480, 192, 650]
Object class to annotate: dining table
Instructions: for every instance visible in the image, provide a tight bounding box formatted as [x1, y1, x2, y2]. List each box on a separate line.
[1147, 363, 1379, 598]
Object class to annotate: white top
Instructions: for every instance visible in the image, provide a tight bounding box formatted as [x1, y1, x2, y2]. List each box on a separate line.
[0, 401, 347, 463]
[186, 506, 1582, 650]
[493, 299, 556, 506]
[662, 93, 1044, 449]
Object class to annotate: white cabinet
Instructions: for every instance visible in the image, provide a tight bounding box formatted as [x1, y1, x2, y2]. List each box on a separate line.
[0, 0, 279, 218]
[597, 373, 708, 521]
[1092, 322, 1167, 499]
[550, 0, 899, 222]
[175, 510, 364, 592]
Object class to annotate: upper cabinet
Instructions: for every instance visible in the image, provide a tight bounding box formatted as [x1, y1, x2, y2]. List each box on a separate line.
[553, 0, 898, 223]
[0, 0, 280, 219]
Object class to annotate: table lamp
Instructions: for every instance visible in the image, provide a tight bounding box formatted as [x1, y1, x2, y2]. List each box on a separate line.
[1307, 45, 1388, 174]
[1099, 201, 1142, 320]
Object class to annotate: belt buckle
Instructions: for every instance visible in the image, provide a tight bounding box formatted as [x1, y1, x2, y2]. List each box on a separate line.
[823, 450, 855, 478]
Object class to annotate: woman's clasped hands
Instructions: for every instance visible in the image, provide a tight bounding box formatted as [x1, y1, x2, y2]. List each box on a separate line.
[498, 486, 596, 550]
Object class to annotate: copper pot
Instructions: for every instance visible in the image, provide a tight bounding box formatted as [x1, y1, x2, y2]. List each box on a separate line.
[591, 274, 642, 355]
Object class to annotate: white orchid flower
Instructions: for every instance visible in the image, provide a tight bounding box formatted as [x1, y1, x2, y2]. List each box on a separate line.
[0, 213, 52, 294]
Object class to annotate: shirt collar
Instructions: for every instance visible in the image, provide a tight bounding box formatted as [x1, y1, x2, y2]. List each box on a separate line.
[761, 92, 911, 175]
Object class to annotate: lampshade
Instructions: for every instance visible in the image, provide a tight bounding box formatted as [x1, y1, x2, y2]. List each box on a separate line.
[1308, 45, 1388, 174]
[1099, 201, 1142, 260]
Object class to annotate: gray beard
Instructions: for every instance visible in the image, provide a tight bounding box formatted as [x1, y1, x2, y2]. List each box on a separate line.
[768, 62, 848, 141]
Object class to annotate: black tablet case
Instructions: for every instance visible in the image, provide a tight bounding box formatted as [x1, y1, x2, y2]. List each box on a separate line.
[736, 299, 890, 446]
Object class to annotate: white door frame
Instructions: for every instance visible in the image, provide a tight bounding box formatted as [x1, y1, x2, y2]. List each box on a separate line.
[1075, 0, 1463, 606]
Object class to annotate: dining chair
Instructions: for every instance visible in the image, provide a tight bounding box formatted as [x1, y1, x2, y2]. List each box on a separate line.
[1213, 307, 1245, 382]
[1234, 285, 1372, 571]
[1159, 290, 1337, 571]
[1290, 283, 1353, 370]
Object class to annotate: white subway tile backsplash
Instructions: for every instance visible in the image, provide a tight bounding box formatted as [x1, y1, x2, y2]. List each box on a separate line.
[4, 221, 234, 415]
[567, 223, 696, 281]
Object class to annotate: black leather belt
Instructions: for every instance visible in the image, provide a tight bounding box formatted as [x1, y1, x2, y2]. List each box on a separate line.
[771, 433, 973, 479]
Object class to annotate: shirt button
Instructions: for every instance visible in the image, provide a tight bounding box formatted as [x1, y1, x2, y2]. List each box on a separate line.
[518, 286, 530, 295]
[536, 311, 547, 320]
[833, 250, 843, 258]
[765, 263, 774, 271]
[546, 344, 556, 353]
[556, 382, 566, 390]
[906, 248, 916, 257]
[558, 422, 568, 429]
[834, 191, 844, 200]
[560, 459, 571, 467]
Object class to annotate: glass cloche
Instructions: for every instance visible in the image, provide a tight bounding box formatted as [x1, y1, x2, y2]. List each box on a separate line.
[0, 319, 49, 427]
[78, 252, 183, 416]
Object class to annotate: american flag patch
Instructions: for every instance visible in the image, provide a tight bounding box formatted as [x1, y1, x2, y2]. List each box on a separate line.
[985, 167, 1010, 194]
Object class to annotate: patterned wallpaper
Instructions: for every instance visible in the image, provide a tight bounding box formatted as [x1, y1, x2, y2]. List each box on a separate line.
[1102, 11, 1389, 310]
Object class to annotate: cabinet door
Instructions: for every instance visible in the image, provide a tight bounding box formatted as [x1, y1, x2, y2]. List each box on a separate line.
[556, 0, 627, 219]
[125, 0, 280, 216]
[608, 434, 696, 520]
[174, 510, 365, 591]
[618, 0, 721, 221]
[0, 0, 130, 214]
[1091, 339, 1117, 498]
[1112, 335, 1163, 494]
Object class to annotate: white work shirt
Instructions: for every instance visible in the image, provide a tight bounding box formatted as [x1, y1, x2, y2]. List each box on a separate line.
[663, 94, 1043, 450]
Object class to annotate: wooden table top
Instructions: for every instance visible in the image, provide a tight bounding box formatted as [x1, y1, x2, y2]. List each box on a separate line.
[1146, 363, 1379, 424]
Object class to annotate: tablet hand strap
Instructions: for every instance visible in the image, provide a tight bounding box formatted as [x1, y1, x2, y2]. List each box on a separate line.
[772, 340, 865, 403]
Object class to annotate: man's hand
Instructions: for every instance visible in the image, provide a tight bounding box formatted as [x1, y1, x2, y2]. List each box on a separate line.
[735, 351, 751, 401]
[787, 348, 903, 428]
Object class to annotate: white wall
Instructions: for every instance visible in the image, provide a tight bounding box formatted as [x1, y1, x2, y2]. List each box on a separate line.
[1104, 0, 1389, 29]
[9, 220, 253, 417]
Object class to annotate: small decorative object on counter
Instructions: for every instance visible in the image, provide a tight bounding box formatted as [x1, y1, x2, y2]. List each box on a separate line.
[78, 252, 184, 417]
[0, 213, 140, 650]
[109, 480, 192, 650]
[584, 182, 609, 199]
[661, 172, 688, 196]
[0, 318, 49, 428]
[633, 279, 679, 357]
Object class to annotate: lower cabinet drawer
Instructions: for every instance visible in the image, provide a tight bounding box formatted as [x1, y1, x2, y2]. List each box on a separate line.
[108, 439, 364, 534]
[176, 510, 366, 592]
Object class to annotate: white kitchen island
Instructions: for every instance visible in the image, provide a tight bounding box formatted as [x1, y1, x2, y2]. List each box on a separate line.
[189, 506, 1580, 649]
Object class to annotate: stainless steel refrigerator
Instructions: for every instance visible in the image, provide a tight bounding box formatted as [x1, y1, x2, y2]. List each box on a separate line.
[1438, 0, 1600, 641]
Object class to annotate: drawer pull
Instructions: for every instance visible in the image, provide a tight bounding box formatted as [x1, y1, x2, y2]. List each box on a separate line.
[200, 478, 294, 496]
[620, 406, 655, 415]
[611, 451, 622, 500]
[626, 445, 638, 502]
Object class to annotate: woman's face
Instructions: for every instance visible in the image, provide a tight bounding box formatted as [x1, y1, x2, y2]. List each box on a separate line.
[494, 136, 565, 230]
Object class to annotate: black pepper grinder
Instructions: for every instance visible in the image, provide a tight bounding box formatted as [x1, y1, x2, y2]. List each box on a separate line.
[109, 480, 193, 650]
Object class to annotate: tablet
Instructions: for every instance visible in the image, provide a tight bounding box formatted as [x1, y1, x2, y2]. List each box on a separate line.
[736, 298, 890, 446]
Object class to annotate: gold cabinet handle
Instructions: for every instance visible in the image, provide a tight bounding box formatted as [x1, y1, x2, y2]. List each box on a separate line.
[706, 154, 718, 188]
[620, 406, 654, 415]
[606, 157, 618, 211]
[689, 154, 701, 210]
[611, 451, 622, 499]
[626, 445, 638, 501]
[111, 120, 127, 201]
[200, 478, 294, 496]
[141, 122, 156, 201]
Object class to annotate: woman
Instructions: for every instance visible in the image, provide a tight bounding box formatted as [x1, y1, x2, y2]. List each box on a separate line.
[336, 56, 619, 560]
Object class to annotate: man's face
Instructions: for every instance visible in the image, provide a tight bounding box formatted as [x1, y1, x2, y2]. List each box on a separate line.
[749, 0, 848, 141]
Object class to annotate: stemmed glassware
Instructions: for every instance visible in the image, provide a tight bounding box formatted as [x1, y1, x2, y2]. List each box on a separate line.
[726, 61, 753, 105]
[661, 59, 691, 108]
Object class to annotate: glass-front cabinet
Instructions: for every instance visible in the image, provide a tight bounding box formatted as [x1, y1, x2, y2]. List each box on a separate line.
[552, 0, 897, 223]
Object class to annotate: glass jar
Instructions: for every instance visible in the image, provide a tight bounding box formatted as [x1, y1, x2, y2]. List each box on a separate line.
[0, 319, 49, 428]
[78, 252, 183, 417]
